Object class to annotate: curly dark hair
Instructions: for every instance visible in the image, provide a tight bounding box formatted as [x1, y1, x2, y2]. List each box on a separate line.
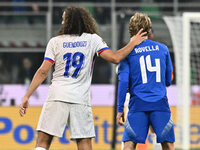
[58, 6, 98, 36]
[129, 12, 152, 37]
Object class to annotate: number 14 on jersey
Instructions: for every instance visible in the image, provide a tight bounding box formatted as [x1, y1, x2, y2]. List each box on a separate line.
[139, 55, 161, 84]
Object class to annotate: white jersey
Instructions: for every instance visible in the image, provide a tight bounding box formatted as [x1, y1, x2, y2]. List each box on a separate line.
[44, 33, 109, 106]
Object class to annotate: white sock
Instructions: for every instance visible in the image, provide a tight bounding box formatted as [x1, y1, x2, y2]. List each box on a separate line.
[35, 147, 46, 150]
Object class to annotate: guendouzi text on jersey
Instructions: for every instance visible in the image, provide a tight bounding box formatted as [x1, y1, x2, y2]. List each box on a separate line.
[63, 41, 87, 48]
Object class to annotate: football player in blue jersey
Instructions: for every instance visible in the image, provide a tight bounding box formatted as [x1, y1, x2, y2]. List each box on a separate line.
[117, 12, 175, 150]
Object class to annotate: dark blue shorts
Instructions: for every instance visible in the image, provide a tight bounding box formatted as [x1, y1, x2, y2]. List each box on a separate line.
[122, 111, 175, 143]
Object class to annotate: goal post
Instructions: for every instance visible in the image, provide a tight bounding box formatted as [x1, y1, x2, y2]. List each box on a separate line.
[164, 12, 200, 150]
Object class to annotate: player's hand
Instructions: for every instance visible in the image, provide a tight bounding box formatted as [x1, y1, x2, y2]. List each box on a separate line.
[116, 112, 125, 126]
[19, 96, 29, 117]
[130, 28, 147, 45]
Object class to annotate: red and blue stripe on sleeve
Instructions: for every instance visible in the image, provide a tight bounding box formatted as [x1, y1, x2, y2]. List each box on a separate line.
[44, 57, 55, 64]
[97, 47, 110, 55]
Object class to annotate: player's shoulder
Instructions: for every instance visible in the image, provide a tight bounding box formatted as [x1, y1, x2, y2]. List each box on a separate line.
[148, 40, 168, 51]
[48, 36, 61, 44]
[87, 33, 106, 45]
[90, 33, 102, 39]
[79, 33, 98, 38]
[84, 33, 103, 41]
[73, 33, 100, 42]
[151, 40, 167, 48]
[147, 39, 165, 46]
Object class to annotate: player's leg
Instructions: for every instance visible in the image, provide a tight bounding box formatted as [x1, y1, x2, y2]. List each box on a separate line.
[35, 131, 53, 150]
[76, 138, 92, 150]
[150, 111, 175, 150]
[69, 104, 95, 150]
[161, 141, 174, 150]
[122, 111, 149, 149]
[123, 141, 137, 150]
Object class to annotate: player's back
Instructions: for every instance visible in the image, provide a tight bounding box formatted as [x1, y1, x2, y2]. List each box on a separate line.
[44, 33, 109, 105]
[127, 39, 172, 103]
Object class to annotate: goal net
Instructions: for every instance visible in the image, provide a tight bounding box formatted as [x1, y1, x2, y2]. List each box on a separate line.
[164, 13, 200, 150]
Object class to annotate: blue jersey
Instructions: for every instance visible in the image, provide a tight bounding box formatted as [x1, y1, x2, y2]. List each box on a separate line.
[118, 39, 173, 112]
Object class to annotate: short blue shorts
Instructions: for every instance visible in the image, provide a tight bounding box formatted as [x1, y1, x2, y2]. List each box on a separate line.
[122, 111, 175, 143]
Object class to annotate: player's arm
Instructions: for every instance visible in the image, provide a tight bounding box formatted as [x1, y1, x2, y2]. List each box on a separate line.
[116, 59, 129, 125]
[99, 29, 147, 64]
[166, 49, 173, 87]
[19, 60, 53, 117]
[19, 38, 55, 117]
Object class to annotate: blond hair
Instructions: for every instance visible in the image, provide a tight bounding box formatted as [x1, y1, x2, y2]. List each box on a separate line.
[129, 12, 152, 37]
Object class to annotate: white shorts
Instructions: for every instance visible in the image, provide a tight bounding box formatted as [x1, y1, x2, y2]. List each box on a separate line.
[36, 101, 95, 140]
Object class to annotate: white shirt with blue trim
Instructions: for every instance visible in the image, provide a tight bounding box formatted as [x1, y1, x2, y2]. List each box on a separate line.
[44, 33, 109, 105]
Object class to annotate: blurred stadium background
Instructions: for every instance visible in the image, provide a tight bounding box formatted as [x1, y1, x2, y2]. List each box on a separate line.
[0, 0, 200, 150]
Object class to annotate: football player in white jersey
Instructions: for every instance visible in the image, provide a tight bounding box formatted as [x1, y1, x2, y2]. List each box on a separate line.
[19, 7, 147, 150]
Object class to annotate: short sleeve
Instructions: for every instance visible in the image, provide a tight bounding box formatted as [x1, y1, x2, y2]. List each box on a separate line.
[44, 38, 55, 64]
[92, 34, 110, 56]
